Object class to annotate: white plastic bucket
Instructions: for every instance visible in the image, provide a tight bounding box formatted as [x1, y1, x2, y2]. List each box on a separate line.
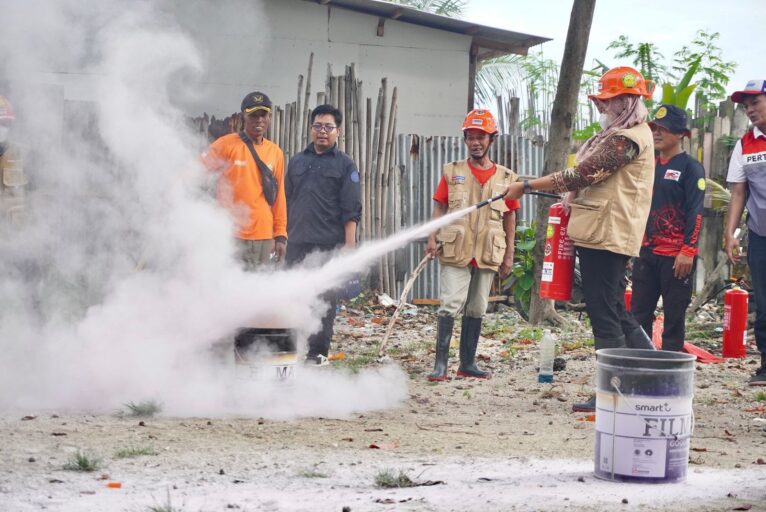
[234, 328, 297, 382]
[594, 348, 695, 483]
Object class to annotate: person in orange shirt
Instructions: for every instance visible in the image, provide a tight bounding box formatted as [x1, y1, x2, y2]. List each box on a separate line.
[202, 91, 287, 270]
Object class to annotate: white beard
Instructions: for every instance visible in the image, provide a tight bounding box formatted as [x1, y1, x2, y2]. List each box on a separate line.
[0, 126, 8, 143]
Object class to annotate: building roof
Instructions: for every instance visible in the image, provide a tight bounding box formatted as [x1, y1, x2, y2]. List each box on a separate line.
[303, 0, 550, 59]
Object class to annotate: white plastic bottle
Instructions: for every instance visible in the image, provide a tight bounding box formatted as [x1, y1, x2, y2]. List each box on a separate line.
[538, 329, 555, 383]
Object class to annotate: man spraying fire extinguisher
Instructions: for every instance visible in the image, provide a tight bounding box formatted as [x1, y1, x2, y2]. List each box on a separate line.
[424, 109, 520, 381]
[631, 105, 705, 352]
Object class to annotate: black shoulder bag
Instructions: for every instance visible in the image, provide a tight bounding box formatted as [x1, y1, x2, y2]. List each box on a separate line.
[238, 131, 278, 206]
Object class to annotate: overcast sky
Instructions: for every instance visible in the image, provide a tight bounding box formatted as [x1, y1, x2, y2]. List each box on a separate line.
[463, 0, 764, 96]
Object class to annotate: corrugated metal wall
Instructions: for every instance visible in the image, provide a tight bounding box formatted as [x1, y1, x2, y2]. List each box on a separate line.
[396, 133, 545, 300]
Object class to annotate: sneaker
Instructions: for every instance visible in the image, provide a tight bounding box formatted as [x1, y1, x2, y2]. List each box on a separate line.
[304, 354, 329, 367]
[748, 366, 766, 386]
[572, 395, 596, 413]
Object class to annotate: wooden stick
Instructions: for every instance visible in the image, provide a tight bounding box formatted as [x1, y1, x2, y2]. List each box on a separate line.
[377, 253, 432, 357]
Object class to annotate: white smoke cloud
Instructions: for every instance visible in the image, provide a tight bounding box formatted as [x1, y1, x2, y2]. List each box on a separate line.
[0, 0, 476, 418]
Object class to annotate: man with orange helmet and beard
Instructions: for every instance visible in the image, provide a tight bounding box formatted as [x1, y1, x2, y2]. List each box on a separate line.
[425, 109, 520, 381]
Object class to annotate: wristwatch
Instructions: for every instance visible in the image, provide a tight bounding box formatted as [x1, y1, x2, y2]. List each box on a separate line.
[522, 180, 531, 194]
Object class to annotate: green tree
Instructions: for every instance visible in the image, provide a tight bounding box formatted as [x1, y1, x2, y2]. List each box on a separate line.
[473, 54, 525, 114]
[659, 58, 700, 109]
[381, 0, 467, 16]
[606, 35, 673, 84]
[673, 30, 737, 111]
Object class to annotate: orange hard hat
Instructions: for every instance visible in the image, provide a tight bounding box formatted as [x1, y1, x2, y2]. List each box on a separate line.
[0, 96, 15, 122]
[588, 67, 655, 101]
[462, 109, 498, 134]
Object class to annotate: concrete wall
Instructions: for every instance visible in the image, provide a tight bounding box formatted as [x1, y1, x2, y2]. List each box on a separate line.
[14, 0, 472, 138]
[172, 0, 471, 136]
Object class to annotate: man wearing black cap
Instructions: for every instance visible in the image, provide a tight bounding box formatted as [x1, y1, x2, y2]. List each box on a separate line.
[631, 104, 705, 352]
[202, 91, 287, 269]
[725, 79, 766, 385]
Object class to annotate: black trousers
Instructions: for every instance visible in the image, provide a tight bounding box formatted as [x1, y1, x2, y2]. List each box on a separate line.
[286, 242, 339, 357]
[631, 250, 694, 352]
[578, 247, 642, 345]
[749, 230, 766, 358]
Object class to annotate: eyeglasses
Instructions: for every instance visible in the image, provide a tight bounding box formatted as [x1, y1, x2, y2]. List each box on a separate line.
[311, 123, 337, 133]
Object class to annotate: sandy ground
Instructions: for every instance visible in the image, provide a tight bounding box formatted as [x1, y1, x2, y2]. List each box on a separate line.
[1, 305, 766, 511]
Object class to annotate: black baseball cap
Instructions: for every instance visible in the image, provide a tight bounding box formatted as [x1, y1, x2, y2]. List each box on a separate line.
[649, 104, 690, 137]
[241, 91, 272, 114]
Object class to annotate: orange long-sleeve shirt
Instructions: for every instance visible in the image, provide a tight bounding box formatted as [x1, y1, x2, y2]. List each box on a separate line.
[202, 133, 287, 241]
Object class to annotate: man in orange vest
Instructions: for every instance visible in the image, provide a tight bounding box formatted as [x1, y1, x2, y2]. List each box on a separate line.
[425, 110, 520, 381]
[202, 92, 287, 269]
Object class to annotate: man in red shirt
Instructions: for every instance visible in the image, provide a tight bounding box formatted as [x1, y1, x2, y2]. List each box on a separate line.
[425, 110, 520, 381]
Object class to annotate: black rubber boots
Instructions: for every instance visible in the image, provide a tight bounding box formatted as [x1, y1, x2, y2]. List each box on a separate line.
[428, 315, 490, 381]
[428, 314, 453, 381]
[457, 316, 490, 379]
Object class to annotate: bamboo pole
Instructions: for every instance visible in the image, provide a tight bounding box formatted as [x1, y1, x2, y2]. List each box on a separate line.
[353, 79, 363, 240]
[364, 97, 373, 242]
[344, 65, 353, 160]
[380, 86, 397, 294]
[386, 91, 398, 294]
[302, 53, 314, 150]
[375, 79, 388, 290]
[354, 78, 363, 180]
[370, 84, 384, 241]
[296, 73, 303, 154]
[338, 75, 346, 152]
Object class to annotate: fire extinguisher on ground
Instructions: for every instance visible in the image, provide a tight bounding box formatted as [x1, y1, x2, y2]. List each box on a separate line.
[722, 285, 749, 358]
[540, 203, 575, 301]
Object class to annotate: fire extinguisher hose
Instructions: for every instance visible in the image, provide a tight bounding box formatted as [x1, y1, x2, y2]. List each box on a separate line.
[474, 191, 561, 210]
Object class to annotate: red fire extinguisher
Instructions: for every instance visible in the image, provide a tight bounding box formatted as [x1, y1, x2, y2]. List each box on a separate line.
[722, 286, 749, 358]
[540, 203, 575, 301]
[624, 286, 633, 312]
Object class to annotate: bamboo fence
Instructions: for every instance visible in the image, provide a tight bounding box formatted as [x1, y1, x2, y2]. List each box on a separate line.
[189, 57, 751, 300]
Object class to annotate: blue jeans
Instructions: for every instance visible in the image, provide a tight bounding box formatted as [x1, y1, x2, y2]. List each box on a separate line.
[748, 230, 766, 356]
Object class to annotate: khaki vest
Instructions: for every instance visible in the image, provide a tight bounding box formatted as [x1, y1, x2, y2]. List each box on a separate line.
[436, 160, 518, 271]
[567, 123, 654, 257]
[0, 143, 26, 223]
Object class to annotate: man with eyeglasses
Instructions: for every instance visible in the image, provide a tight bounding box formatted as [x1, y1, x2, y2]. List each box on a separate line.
[285, 104, 362, 365]
[202, 91, 287, 270]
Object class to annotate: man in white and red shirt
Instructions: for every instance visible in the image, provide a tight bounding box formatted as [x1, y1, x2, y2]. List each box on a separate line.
[725, 79, 766, 386]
